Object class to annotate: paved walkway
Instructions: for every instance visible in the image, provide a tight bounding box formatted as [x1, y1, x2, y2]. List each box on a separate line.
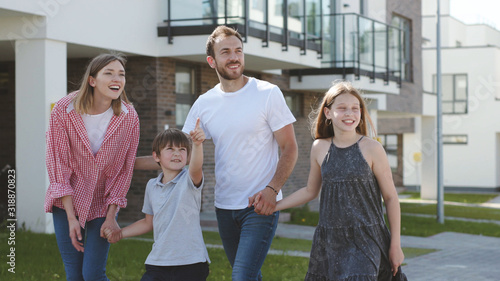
[200, 194, 500, 280]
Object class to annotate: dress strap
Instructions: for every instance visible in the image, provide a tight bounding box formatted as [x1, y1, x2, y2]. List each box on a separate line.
[325, 137, 334, 163]
[357, 135, 365, 143]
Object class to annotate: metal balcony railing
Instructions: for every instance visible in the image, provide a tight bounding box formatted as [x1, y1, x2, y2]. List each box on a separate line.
[158, 1, 404, 84]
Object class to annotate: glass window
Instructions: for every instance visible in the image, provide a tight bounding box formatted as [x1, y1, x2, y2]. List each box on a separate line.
[380, 134, 398, 172]
[433, 74, 468, 114]
[175, 65, 196, 128]
[391, 14, 412, 82]
[283, 92, 302, 117]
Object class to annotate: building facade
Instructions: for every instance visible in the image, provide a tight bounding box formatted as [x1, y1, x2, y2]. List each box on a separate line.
[421, 0, 500, 191]
[0, 0, 430, 232]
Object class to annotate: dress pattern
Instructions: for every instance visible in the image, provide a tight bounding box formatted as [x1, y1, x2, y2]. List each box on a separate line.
[305, 137, 407, 281]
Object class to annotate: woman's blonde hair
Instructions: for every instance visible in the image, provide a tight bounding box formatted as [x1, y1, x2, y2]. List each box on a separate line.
[73, 53, 130, 116]
[310, 80, 376, 139]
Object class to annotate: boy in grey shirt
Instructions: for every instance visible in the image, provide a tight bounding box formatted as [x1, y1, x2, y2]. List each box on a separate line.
[105, 118, 210, 281]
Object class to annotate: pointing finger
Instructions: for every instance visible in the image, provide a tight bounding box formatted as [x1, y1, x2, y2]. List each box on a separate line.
[195, 117, 200, 130]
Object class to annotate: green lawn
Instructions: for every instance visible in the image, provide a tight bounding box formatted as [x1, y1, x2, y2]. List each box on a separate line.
[0, 229, 435, 280]
[283, 193, 500, 238]
[0, 230, 309, 280]
[400, 192, 499, 204]
[2, 192, 497, 280]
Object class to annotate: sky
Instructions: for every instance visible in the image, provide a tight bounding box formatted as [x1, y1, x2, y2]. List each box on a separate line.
[450, 0, 500, 30]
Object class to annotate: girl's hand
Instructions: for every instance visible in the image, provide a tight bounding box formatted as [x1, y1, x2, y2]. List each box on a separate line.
[190, 118, 205, 146]
[389, 244, 404, 276]
[68, 217, 84, 252]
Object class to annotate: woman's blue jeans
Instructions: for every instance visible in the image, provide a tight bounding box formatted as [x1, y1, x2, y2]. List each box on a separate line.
[216, 207, 279, 281]
[52, 207, 110, 281]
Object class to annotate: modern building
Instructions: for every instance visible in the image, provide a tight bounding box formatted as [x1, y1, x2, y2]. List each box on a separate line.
[421, 0, 500, 192]
[0, 0, 431, 233]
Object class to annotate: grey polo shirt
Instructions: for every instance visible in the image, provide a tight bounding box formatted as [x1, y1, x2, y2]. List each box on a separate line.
[142, 168, 210, 266]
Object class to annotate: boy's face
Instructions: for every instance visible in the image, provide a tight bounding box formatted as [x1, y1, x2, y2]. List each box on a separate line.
[153, 144, 188, 172]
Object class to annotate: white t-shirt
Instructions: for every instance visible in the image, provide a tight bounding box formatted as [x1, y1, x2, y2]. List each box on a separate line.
[81, 107, 113, 155]
[182, 77, 296, 209]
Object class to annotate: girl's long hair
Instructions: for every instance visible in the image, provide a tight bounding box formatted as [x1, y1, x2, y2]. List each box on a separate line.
[73, 53, 130, 116]
[310, 80, 376, 140]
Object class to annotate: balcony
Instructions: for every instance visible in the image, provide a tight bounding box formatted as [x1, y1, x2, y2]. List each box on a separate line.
[157, 1, 404, 83]
[157, 0, 323, 71]
[290, 13, 404, 92]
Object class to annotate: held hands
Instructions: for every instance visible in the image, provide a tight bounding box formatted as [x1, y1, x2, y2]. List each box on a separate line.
[103, 227, 123, 243]
[100, 217, 121, 243]
[190, 118, 205, 146]
[248, 187, 277, 216]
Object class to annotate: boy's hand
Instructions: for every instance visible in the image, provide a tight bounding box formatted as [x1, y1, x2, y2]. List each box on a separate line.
[190, 118, 205, 145]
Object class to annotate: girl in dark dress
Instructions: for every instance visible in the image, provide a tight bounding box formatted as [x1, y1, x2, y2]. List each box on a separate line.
[273, 81, 406, 280]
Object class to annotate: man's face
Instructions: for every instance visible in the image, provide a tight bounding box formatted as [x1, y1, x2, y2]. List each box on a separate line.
[210, 35, 245, 81]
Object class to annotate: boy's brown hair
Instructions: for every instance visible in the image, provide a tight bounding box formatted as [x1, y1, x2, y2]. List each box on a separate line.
[152, 128, 192, 162]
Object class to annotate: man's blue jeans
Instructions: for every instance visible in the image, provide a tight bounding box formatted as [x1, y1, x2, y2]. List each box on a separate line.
[52, 207, 110, 281]
[216, 206, 279, 281]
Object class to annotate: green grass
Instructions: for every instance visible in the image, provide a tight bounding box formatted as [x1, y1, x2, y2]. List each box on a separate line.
[0, 230, 309, 281]
[0, 230, 431, 281]
[400, 192, 498, 204]
[4, 192, 496, 280]
[283, 193, 500, 238]
[400, 202, 500, 221]
[402, 247, 438, 259]
[401, 214, 500, 237]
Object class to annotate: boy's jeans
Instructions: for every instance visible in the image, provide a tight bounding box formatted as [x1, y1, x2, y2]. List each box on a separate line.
[52, 207, 110, 281]
[216, 206, 279, 281]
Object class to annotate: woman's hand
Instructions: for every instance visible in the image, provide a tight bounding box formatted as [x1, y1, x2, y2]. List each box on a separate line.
[100, 217, 120, 240]
[68, 217, 84, 252]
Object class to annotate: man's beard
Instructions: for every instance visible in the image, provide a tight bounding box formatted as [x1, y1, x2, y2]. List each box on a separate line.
[215, 60, 245, 81]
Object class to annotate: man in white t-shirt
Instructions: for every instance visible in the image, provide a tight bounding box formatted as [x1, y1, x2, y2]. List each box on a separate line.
[182, 25, 298, 281]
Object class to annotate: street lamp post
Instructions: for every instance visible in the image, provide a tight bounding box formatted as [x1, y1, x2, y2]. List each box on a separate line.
[436, 0, 445, 224]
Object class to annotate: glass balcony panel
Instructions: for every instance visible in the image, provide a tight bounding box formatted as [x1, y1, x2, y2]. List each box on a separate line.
[306, 0, 322, 38]
[271, 0, 285, 29]
[288, 0, 304, 35]
[217, 0, 245, 25]
[374, 22, 387, 73]
[388, 26, 401, 77]
[169, 0, 211, 25]
[359, 17, 373, 70]
[250, 0, 266, 23]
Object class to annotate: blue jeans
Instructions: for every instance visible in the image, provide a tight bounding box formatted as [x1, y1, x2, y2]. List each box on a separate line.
[52, 207, 110, 281]
[216, 207, 279, 281]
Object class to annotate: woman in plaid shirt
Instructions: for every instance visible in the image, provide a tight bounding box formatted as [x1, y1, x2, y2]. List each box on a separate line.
[44, 53, 140, 280]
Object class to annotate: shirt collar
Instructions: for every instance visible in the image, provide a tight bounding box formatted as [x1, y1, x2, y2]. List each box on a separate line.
[66, 100, 129, 114]
[154, 168, 187, 187]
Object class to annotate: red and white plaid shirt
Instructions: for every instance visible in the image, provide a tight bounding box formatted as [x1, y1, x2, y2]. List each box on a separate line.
[44, 92, 140, 228]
